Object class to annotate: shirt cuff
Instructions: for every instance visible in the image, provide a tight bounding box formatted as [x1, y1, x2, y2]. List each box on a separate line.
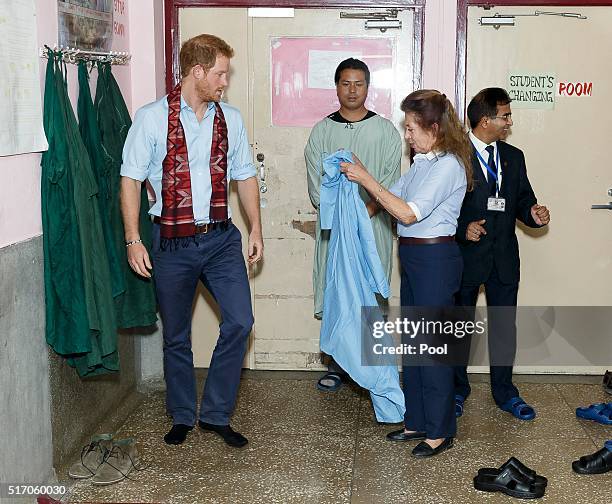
[407, 201, 422, 222]
[120, 164, 148, 182]
[231, 164, 257, 181]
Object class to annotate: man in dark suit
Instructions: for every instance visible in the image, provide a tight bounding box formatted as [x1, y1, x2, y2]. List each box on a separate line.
[454, 88, 550, 420]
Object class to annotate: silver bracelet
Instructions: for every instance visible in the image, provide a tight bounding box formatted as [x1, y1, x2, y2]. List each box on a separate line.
[125, 239, 143, 247]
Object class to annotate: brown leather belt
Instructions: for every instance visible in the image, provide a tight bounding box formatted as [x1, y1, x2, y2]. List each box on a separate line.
[153, 216, 231, 234]
[399, 235, 455, 245]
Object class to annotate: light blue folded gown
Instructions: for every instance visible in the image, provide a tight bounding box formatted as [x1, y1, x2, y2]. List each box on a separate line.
[319, 149, 405, 423]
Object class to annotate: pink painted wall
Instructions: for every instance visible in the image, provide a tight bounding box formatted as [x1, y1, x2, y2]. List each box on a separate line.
[0, 0, 132, 248]
[129, 0, 166, 113]
[423, 0, 458, 98]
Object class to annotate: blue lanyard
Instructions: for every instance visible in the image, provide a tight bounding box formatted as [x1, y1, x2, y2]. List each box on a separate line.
[473, 144, 501, 197]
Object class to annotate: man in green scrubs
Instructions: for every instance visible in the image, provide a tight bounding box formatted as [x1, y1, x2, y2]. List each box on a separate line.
[305, 58, 402, 391]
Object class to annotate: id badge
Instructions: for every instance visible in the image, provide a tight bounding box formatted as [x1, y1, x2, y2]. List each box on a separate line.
[487, 197, 506, 212]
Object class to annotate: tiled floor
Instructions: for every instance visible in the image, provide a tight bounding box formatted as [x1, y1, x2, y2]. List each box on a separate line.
[61, 374, 612, 503]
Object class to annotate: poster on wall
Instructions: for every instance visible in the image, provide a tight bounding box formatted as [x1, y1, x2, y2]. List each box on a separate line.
[507, 71, 556, 109]
[271, 37, 394, 127]
[58, 0, 113, 51]
[0, 0, 48, 156]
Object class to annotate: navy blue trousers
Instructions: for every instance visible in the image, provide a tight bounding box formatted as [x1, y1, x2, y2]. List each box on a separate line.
[454, 265, 519, 406]
[400, 242, 463, 439]
[152, 223, 253, 426]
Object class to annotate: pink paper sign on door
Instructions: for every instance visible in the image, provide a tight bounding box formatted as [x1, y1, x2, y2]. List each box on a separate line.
[271, 37, 394, 127]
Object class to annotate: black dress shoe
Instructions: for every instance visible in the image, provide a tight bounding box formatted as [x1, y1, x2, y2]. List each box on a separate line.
[164, 424, 194, 445]
[386, 429, 427, 442]
[572, 445, 612, 475]
[411, 437, 454, 458]
[198, 421, 248, 448]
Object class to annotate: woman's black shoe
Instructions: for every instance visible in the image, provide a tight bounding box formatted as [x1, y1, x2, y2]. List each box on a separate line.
[411, 437, 454, 457]
[386, 429, 426, 442]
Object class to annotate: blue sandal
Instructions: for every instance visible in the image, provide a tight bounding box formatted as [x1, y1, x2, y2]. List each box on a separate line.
[455, 395, 466, 418]
[500, 396, 536, 421]
[576, 403, 612, 425]
[316, 372, 343, 392]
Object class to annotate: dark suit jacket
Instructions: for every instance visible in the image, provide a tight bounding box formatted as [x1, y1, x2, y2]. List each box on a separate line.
[456, 141, 541, 286]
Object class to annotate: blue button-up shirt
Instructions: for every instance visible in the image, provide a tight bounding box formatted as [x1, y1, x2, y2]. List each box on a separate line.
[121, 96, 256, 223]
[390, 151, 467, 238]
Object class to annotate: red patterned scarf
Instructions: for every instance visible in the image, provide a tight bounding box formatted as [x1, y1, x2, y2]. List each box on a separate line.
[160, 84, 229, 240]
[160, 83, 195, 239]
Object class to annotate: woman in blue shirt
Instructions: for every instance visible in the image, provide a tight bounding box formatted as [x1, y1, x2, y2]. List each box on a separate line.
[341, 89, 473, 457]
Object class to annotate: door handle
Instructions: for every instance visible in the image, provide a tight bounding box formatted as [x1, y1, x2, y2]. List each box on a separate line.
[591, 202, 612, 210]
[256, 152, 265, 181]
[255, 152, 267, 208]
[256, 152, 267, 193]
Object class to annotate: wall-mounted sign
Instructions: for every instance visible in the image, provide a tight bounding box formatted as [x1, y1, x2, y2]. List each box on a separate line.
[507, 71, 556, 109]
[558, 81, 592, 97]
[0, 0, 48, 156]
[58, 0, 113, 52]
[271, 37, 394, 127]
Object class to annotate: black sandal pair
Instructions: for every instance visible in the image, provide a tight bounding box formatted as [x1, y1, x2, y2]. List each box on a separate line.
[473, 457, 547, 499]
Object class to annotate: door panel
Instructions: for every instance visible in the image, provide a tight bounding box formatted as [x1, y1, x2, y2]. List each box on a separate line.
[179, 8, 253, 367]
[251, 9, 415, 369]
[466, 5, 612, 373]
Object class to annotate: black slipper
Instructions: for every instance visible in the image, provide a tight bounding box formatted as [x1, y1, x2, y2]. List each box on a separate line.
[474, 464, 545, 499]
[572, 445, 612, 475]
[478, 457, 547, 486]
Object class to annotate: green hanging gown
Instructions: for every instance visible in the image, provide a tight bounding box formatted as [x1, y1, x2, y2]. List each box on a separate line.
[41, 51, 119, 376]
[95, 62, 157, 328]
[77, 61, 125, 299]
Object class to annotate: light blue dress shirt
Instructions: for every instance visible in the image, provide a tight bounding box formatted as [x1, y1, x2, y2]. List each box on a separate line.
[320, 150, 405, 423]
[120, 96, 256, 223]
[390, 152, 467, 238]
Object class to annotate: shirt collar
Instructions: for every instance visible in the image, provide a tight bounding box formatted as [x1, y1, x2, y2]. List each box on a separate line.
[469, 131, 496, 153]
[179, 95, 217, 113]
[413, 150, 444, 161]
[179, 95, 190, 111]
